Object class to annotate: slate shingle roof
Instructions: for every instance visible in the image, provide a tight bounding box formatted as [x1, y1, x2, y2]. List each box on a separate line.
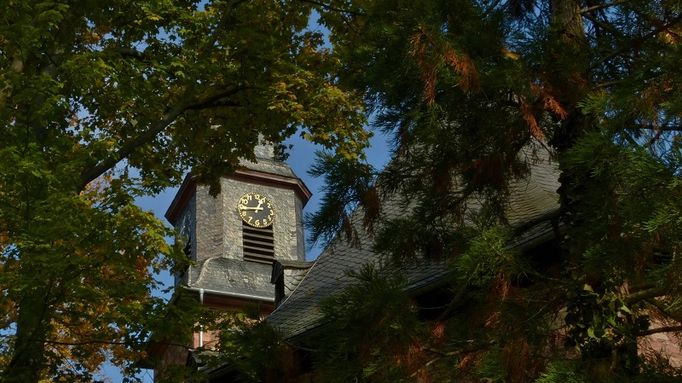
[267, 149, 560, 339]
[278, 260, 314, 296]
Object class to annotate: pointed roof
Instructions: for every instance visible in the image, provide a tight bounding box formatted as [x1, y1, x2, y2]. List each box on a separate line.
[165, 142, 311, 225]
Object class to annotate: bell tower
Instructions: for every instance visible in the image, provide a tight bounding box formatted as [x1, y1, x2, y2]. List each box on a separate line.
[164, 142, 311, 313]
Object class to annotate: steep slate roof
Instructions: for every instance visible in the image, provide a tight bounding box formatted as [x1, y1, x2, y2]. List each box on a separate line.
[279, 260, 315, 295]
[193, 257, 275, 300]
[268, 148, 561, 339]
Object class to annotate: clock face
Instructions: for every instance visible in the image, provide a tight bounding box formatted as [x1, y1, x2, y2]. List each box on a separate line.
[237, 192, 275, 228]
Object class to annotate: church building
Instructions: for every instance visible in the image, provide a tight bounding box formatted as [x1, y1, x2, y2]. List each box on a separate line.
[147, 142, 682, 381]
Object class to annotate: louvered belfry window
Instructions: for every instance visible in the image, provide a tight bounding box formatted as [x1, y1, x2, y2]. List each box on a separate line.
[242, 222, 275, 263]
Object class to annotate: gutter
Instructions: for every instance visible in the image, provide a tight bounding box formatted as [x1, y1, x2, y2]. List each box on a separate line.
[182, 286, 275, 303]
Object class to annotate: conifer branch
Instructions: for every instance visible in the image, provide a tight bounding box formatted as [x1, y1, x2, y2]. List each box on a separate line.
[582, 13, 621, 35]
[423, 345, 482, 357]
[595, 80, 622, 88]
[436, 285, 468, 321]
[481, 0, 503, 17]
[580, 0, 630, 14]
[411, 342, 493, 378]
[592, 13, 682, 70]
[637, 124, 682, 132]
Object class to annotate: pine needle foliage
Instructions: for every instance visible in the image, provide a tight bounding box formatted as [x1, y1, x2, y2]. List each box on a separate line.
[300, 0, 682, 381]
[312, 265, 426, 383]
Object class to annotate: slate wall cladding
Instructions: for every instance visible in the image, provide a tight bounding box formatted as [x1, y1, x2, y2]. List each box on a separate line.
[219, 176, 304, 262]
[174, 165, 306, 297]
[294, 197, 305, 262]
[173, 192, 196, 286]
[196, 184, 225, 262]
[168, 148, 310, 302]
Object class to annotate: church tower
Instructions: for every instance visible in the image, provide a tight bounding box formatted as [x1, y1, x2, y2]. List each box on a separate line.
[164, 142, 311, 315]
[144, 143, 312, 378]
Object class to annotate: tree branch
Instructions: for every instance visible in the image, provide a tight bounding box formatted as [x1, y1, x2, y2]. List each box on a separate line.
[639, 325, 682, 336]
[436, 285, 469, 322]
[411, 341, 493, 379]
[45, 338, 191, 349]
[582, 13, 621, 35]
[591, 12, 682, 70]
[110, 47, 151, 63]
[580, 0, 630, 14]
[78, 86, 247, 191]
[646, 298, 682, 323]
[625, 286, 666, 305]
[481, 0, 503, 18]
[631, 123, 682, 132]
[78, 103, 188, 191]
[186, 99, 242, 110]
[295, 0, 365, 16]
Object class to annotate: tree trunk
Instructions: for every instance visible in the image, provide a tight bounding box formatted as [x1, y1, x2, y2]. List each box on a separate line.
[546, 0, 642, 377]
[547, 0, 589, 153]
[3, 284, 50, 382]
[548, 0, 591, 230]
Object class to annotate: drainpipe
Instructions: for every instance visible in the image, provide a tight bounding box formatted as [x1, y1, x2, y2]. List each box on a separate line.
[199, 288, 204, 348]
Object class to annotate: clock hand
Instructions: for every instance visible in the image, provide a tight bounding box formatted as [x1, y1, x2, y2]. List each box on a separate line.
[239, 199, 265, 211]
[239, 206, 264, 211]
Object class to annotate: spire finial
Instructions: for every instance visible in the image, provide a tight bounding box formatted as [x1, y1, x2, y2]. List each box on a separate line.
[253, 134, 275, 160]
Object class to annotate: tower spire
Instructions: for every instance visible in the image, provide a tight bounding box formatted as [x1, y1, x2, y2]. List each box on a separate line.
[253, 139, 275, 161]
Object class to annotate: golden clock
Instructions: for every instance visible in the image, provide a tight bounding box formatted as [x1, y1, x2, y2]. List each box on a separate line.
[237, 192, 275, 228]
